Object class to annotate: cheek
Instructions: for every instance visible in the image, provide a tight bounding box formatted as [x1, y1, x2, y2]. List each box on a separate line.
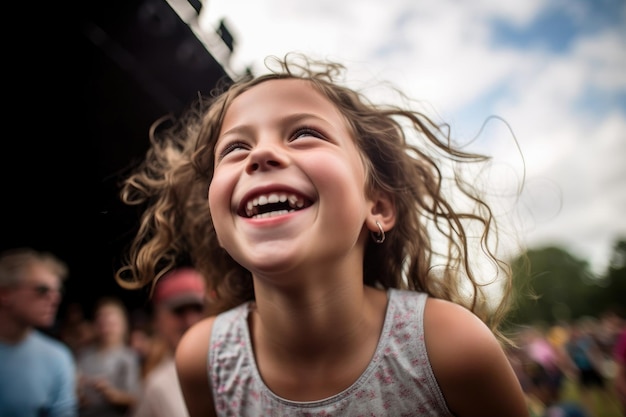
[310, 154, 366, 200]
[319, 155, 370, 226]
[208, 172, 234, 245]
[208, 167, 228, 213]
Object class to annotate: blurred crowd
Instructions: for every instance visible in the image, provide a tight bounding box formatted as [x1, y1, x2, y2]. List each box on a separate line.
[55, 268, 208, 417]
[1, 247, 625, 416]
[0, 248, 208, 417]
[39, 285, 626, 417]
[507, 311, 626, 417]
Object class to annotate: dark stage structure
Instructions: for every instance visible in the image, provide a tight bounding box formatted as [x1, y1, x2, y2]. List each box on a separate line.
[3, 0, 241, 313]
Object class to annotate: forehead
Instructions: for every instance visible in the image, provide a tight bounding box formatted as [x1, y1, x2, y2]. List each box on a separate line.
[96, 303, 126, 319]
[221, 78, 346, 130]
[21, 263, 59, 284]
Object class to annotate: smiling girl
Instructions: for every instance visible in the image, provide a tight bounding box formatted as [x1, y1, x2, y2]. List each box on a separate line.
[116, 54, 528, 416]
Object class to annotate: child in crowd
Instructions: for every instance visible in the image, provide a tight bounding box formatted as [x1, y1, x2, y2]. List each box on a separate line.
[77, 296, 141, 417]
[116, 53, 528, 416]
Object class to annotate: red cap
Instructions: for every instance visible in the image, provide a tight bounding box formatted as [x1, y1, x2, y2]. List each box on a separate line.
[153, 267, 206, 309]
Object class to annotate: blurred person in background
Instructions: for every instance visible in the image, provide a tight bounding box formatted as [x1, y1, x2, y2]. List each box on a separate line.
[546, 323, 577, 379]
[594, 309, 624, 381]
[613, 326, 626, 415]
[77, 296, 141, 417]
[58, 301, 96, 357]
[523, 360, 590, 417]
[565, 317, 620, 416]
[0, 247, 78, 417]
[131, 267, 207, 417]
[520, 325, 568, 402]
[128, 309, 167, 381]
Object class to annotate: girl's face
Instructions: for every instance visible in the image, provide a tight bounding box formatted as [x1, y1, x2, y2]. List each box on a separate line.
[209, 79, 374, 278]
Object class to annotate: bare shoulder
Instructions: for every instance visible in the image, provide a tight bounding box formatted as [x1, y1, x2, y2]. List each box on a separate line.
[176, 315, 215, 365]
[175, 316, 217, 417]
[424, 298, 500, 369]
[423, 298, 529, 417]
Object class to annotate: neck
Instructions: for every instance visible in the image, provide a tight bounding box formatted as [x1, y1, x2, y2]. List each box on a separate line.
[98, 338, 124, 350]
[249, 282, 388, 400]
[251, 282, 386, 359]
[0, 312, 32, 344]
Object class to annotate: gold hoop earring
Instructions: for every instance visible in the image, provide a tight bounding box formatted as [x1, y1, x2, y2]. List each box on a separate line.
[371, 220, 385, 244]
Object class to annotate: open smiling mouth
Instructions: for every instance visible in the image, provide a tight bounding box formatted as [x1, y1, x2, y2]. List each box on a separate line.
[242, 192, 312, 219]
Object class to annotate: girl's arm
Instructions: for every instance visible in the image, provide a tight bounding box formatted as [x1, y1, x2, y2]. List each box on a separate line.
[424, 298, 529, 417]
[175, 317, 217, 417]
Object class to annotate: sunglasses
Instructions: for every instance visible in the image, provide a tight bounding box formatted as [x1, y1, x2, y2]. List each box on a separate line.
[20, 283, 63, 297]
[171, 304, 204, 316]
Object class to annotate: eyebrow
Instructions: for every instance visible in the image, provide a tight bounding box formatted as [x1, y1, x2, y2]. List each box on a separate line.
[220, 113, 329, 137]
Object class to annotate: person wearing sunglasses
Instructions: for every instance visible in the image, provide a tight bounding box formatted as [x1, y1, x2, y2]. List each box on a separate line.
[0, 247, 78, 417]
[131, 267, 207, 417]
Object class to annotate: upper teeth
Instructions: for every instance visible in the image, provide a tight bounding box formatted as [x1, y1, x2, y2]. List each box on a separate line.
[245, 193, 305, 217]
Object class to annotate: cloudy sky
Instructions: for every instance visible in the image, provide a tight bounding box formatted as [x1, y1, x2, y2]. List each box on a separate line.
[195, 0, 626, 275]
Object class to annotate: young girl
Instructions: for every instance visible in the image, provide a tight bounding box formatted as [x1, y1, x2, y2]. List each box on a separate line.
[116, 53, 529, 416]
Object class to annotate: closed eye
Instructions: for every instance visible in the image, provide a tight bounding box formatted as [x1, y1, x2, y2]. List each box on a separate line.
[217, 140, 249, 160]
[291, 127, 327, 141]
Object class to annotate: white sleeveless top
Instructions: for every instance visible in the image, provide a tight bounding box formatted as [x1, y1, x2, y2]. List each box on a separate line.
[208, 288, 454, 416]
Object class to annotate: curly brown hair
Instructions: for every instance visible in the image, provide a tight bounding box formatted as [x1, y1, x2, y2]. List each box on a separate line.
[115, 53, 515, 341]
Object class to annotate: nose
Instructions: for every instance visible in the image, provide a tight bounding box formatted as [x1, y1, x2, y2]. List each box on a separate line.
[42, 287, 62, 301]
[48, 291, 62, 307]
[246, 142, 289, 174]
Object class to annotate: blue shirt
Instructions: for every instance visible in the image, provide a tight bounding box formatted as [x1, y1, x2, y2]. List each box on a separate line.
[0, 330, 78, 417]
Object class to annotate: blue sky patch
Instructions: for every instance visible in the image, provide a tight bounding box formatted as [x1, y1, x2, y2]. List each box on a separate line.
[490, 0, 625, 53]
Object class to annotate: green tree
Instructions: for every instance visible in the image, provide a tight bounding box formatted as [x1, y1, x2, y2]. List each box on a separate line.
[506, 241, 626, 327]
[599, 239, 626, 316]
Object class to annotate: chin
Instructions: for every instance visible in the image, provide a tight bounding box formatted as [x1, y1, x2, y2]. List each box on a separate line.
[247, 257, 302, 279]
[35, 315, 55, 328]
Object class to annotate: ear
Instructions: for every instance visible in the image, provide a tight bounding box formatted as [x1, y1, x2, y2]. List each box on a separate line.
[366, 190, 396, 233]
